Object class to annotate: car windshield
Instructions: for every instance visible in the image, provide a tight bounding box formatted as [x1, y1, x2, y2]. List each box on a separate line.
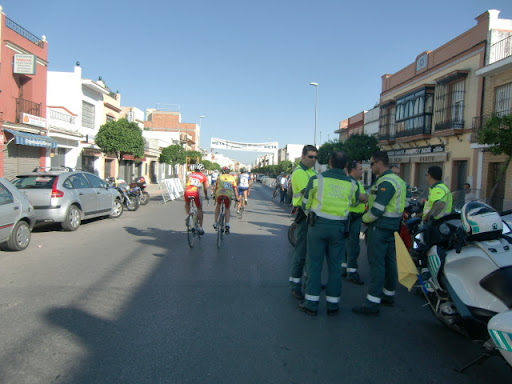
[12, 176, 57, 189]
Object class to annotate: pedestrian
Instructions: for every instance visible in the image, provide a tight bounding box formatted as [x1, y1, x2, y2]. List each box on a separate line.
[341, 160, 368, 285]
[353, 151, 406, 316]
[299, 151, 358, 316]
[464, 182, 477, 203]
[280, 173, 288, 203]
[289, 145, 318, 300]
[422, 165, 452, 221]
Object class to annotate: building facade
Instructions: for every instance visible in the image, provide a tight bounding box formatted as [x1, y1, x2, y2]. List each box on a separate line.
[377, 10, 512, 198]
[473, 11, 512, 210]
[0, 6, 54, 178]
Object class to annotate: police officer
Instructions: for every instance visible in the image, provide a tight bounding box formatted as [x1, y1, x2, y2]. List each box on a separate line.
[299, 151, 358, 316]
[422, 165, 452, 221]
[353, 151, 406, 316]
[341, 160, 368, 285]
[289, 145, 319, 300]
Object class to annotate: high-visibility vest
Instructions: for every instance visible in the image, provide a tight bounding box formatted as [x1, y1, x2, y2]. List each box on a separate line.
[291, 164, 317, 207]
[305, 174, 357, 220]
[426, 182, 452, 219]
[349, 179, 366, 214]
[367, 173, 406, 219]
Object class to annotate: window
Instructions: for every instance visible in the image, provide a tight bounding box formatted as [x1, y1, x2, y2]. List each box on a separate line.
[392, 87, 433, 138]
[67, 174, 90, 189]
[82, 101, 95, 129]
[0, 183, 14, 205]
[495, 83, 512, 116]
[84, 173, 105, 188]
[434, 76, 466, 131]
[106, 114, 115, 123]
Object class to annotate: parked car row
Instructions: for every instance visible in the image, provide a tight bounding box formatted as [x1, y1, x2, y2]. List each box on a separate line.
[1, 167, 151, 252]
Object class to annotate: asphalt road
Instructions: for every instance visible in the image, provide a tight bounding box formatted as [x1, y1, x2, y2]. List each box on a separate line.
[0, 183, 509, 384]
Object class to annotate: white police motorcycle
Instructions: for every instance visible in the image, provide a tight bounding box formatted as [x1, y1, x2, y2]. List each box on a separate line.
[409, 192, 512, 370]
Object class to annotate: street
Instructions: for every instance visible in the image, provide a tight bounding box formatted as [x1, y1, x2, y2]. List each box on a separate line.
[0, 183, 509, 384]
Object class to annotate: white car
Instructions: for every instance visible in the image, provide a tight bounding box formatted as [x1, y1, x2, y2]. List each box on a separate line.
[0, 177, 36, 251]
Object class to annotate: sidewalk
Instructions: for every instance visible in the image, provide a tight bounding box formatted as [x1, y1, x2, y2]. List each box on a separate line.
[146, 183, 163, 198]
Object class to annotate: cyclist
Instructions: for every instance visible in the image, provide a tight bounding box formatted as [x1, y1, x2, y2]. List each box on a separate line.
[213, 166, 237, 234]
[210, 169, 219, 197]
[184, 163, 209, 235]
[237, 168, 251, 213]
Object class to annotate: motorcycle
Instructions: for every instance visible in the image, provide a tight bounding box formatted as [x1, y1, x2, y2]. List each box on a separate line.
[106, 177, 140, 211]
[130, 176, 150, 206]
[408, 191, 512, 370]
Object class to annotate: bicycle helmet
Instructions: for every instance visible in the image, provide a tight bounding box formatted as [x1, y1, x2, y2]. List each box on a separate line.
[241, 168, 247, 173]
[461, 200, 503, 241]
[194, 163, 204, 171]
[221, 167, 230, 174]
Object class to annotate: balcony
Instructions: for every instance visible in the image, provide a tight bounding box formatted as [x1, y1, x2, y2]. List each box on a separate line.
[471, 113, 510, 143]
[435, 119, 465, 132]
[489, 35, 512, 64]
[5, 17, 44, 48]
[16, 98, 42, 122]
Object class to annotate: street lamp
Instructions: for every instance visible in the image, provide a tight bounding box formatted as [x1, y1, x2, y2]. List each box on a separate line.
[310, 82, 318, 147]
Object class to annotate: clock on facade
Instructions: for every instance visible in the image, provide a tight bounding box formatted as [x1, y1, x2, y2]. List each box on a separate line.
[416, 53, 427, 72]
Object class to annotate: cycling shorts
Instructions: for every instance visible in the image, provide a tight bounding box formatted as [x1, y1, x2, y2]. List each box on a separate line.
[238, 186, 249, 196]
[216, 194, 231, 208]
[184, 190, 203, 208]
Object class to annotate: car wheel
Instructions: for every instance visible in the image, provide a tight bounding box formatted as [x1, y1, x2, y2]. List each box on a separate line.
[110, 199, 124, 218]
[6, 220, 31, 251]
[62, 205, 81, 231]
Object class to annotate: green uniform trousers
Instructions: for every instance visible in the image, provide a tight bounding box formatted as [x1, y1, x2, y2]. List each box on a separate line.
[341, 215, 362, 272]
[366, 225, 398, 306]
[289, 218, 309, 291]
[303, 218, 346, 312]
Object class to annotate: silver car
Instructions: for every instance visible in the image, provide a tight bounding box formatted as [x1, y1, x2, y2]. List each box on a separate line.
[12, 167, 123, 231]
[0, 177, 35, 251]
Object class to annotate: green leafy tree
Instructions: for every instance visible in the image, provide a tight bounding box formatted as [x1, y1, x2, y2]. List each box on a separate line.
[317, 140, 345, 165]
[185, 150, 202, 165]
[343, 134, 380, 161]
[159, 144, 186, 167]
[201, 159, 213, 170]
[277, 160, 293, 174]
[95, 119, 145, 164]
[477, 114, 512, 206]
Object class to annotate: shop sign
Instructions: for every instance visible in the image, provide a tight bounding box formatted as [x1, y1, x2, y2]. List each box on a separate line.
[21, 113, 46, 128]
[13, 54, 36, 75]
[387, 145, 444, 157]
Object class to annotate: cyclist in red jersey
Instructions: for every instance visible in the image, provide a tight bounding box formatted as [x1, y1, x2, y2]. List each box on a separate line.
[184, 164, 209, 235]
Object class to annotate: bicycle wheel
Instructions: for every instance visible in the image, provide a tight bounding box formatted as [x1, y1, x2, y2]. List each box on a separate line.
[217, 213, 224, 248]
[187, 213, 196, 248]
[288, 222, 297, 247]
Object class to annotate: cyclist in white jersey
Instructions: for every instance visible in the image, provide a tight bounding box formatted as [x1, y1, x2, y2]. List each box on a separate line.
[237, 168, 251, 214]
[210, 169, 219, 197]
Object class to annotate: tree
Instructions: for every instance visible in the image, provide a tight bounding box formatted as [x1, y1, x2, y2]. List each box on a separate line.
[476, 114, 512, 207]
[159, 144, 185, 167]
[317, 140, 345, 165]
[277, 160, 293, 174]
[343, 134, 379, 161]
[185, 150, 202, 165]
[95, 119, 145, 163]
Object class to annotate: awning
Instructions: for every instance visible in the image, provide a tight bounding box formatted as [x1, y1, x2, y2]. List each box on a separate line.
[4, 129, 58, 149]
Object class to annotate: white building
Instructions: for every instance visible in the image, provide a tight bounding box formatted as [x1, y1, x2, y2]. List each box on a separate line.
[47, 64, 110, 175]
[363, 107, 379, 138]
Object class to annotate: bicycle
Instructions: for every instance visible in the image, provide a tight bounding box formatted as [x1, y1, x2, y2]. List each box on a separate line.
[186, 196, 202, 248]
[216, 197, 227, 248]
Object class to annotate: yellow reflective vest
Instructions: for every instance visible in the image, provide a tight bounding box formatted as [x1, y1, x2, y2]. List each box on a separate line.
[291, 163, 318, 207]
[302, 168, 358, 220]
[349, 179, 366, 214]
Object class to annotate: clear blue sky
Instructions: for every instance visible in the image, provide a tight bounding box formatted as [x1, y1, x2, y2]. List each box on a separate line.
[3, 0, 512, 164]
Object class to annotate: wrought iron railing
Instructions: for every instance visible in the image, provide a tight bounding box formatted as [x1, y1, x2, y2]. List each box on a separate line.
[50, 109, 76, 124]
[471, 113, 511, 143]
[16, 98, 42, 122]
[489, 35, 512, 64]
[435, 119, 465, 131]
[5, 17, 44, 48]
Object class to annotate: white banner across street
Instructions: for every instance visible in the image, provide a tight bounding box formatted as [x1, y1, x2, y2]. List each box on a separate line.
[210, 137, 278, 152]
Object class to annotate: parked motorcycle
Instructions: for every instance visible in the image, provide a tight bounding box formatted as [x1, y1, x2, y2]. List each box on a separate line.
[106, 177, 140, 211]
[408, 191, 512, 370]
[130, 176, 150, 206]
